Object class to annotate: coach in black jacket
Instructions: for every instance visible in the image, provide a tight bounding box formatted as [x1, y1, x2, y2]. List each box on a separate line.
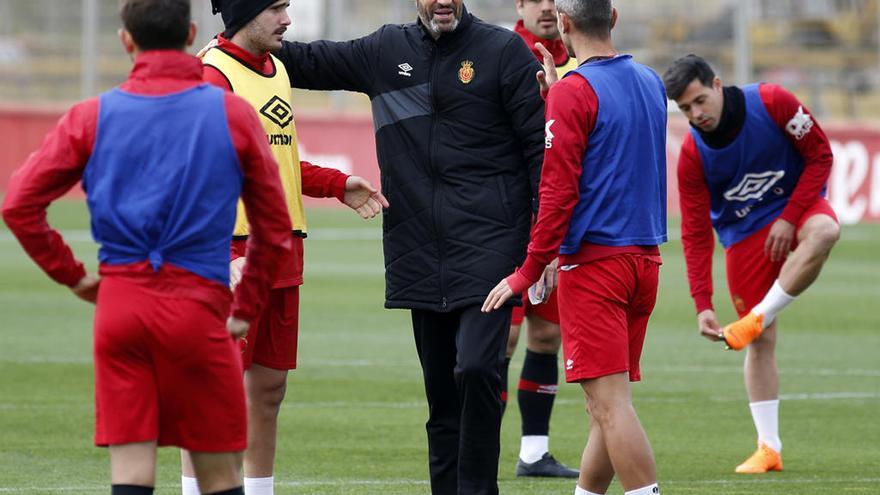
[275, 2, 544, 493]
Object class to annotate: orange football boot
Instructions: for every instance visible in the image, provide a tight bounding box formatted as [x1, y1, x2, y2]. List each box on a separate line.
[722, 312, 764, 351]
[735, 443, 783, 474]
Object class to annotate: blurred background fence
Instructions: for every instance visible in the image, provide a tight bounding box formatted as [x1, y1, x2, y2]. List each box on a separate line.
[1, 0, 879, 222]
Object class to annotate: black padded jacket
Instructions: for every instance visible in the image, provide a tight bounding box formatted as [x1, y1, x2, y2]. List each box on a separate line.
[275, 7, 545, 312]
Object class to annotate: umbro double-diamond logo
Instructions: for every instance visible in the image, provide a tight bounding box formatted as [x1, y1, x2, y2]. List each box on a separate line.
[260, 95, 292, 128]
[723, 170, 786, 203]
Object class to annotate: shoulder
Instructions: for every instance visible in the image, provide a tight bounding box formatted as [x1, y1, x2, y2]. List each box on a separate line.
[63, 97, 101, 129]
[547, 75, 596, 112]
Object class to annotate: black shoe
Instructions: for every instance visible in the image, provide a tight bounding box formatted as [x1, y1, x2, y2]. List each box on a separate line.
[515, 452, 579, 478]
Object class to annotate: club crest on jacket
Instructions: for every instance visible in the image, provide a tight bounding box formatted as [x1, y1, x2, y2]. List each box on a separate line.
[458, 60, 474, 84]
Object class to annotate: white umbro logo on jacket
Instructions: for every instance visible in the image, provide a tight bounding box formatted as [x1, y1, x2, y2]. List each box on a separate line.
[398, 63, 413, 77]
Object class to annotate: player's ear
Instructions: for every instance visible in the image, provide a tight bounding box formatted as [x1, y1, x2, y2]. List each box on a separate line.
[712, 76, 722, 91]
[558, 11, 570, 35]
[119, 28, 136, 56]
[610, 7, 618, 30]
[186, 22, 198, 48]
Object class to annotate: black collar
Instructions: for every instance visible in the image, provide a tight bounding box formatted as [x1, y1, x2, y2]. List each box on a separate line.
[693, 86, 746, 149]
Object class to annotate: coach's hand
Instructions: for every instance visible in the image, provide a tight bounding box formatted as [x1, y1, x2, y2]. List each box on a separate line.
[697, 309, 723, 342]
[482, 278, 515, 312]
[765, 219, 795, 263]
[535, 42, 559, 94]
[229, 257, 247, 291]
[71, 274, 100, 304]
[344, 176, 389, 220]
[226, 316, 250, 339]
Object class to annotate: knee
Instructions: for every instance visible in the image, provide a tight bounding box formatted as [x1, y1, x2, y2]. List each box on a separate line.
[529, 319, 561, 354]
[585, 396, 625, 428]
[751, 326, 777, 354]
[805, 220, 840, 254]
[250, 377, 287, 410]
[455, 362, 496, 386]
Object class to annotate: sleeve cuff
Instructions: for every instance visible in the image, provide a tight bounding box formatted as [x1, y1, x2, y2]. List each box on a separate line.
[332, 174, 349, 202]
[693, 294, 713, 314]
[58, 263, 88, 288]
[231, 306, 257, 324]
[778, 203, 806, 226]
[509, 257, 546, 294]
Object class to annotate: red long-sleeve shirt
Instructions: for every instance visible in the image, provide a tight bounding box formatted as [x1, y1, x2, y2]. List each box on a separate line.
[678, 83, 833, 313]
[203, 35, 350, 287]
[1, 50, 292, 322]
[507, 72, 659, 294]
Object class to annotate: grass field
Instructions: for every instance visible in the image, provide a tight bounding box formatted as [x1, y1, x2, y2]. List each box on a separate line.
[1, 202, 878, 494]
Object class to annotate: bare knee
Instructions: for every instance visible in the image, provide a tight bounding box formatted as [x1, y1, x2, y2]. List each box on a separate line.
[750, 322, 777, 356]
[801, 217, 840, 255]
[525, 316, 561, 354]
[247, 372, 288, 412]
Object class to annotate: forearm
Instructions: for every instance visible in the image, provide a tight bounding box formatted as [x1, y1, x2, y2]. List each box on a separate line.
[300, 160, 348, 201]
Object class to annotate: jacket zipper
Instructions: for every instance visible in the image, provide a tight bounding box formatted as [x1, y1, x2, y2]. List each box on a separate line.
[427, 43, 447, 311]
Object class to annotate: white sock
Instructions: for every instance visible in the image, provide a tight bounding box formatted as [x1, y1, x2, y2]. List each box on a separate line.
[575, 486, 605, 495]
[750, 399, 782, 452]
[244, 476, 274, 495]
[751, 281, 796, 328]
[181, 476, 200, 495]
[624, 483, 660, 495]
[519, 435, 550, 463]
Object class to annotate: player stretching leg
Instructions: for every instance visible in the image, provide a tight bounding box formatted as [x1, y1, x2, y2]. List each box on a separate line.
[664, 54, 839, 474]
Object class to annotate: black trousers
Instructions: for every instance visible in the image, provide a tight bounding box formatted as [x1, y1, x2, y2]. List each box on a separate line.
[412, 304, 511, 495]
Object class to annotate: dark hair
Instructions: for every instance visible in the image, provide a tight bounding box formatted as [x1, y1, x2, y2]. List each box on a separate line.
[555, 0, 613, 40]
[120, 0, 191, 51]
[663, 54, 716, 100]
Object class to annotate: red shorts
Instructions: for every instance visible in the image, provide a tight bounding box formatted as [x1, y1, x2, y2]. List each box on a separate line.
[511, 287, 560, 326]
[93, 277, 246, 452]
[725, 198, 838, 317]
[557, 254, 660, 383]
[240, 286, 300, 370]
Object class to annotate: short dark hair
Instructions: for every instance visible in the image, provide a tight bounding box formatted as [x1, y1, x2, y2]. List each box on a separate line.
[663, 54, 716, 100]
[120, 0, 191, 51]
[555, 0, 613, 40]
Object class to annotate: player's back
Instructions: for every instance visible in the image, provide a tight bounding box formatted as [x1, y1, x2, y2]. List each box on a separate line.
[83, 84, 243, 286]
[562, 55, 667, 250]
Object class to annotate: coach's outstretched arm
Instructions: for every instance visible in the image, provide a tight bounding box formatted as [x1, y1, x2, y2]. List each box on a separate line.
[274, 30, 384, 94]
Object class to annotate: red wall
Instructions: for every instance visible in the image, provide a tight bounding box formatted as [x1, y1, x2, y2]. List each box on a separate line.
[2, 106, 879, 223]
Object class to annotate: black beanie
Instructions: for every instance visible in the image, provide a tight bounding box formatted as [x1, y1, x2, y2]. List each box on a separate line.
[211, 0, 280, 38]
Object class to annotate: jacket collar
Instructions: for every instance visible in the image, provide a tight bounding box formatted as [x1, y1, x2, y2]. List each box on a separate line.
[128, 50, 204, 83]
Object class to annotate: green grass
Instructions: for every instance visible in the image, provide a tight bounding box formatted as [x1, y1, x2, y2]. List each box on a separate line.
[1, 201, 878, 494]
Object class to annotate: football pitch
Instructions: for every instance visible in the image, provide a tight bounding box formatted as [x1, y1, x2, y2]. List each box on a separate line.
[1, 202, 878, 494]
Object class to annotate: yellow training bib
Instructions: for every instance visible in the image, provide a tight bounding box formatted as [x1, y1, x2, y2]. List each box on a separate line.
[203, 47, 306, 236]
